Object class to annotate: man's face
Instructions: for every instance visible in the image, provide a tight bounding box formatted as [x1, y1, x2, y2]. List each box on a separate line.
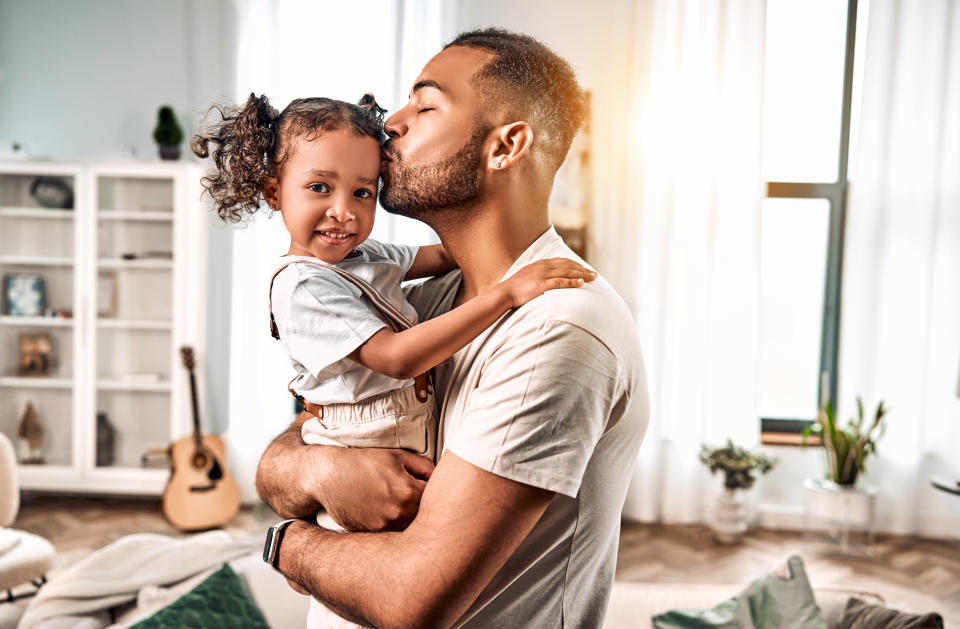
[379, 46, 495, 219]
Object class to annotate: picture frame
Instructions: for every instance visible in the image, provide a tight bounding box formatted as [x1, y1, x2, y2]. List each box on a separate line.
[3, 274, 46, 316]
[97, 271, 118, 318]
[19, 332, 52, 376]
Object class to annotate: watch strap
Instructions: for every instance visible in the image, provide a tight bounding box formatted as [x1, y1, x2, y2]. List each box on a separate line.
[263, 518, 303, 570]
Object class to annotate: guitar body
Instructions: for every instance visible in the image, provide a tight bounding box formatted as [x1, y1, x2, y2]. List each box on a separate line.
[162, 433, 241, 531]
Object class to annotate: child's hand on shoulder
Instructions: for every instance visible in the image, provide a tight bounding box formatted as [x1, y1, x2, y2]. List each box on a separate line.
[501, 258, 597, 308]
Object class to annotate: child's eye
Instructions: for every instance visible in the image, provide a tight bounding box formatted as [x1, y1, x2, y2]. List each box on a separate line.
[418, 107, 435, 114]
[354, 188, 374, 199]
[309, 183, 330, 193]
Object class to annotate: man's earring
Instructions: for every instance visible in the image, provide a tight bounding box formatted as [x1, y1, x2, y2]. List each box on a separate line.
[496, 158, 504, 169]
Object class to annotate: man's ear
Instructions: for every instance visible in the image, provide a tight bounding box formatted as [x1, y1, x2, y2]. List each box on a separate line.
[488, 122, 533, 171]
[262, 176, 280, 211]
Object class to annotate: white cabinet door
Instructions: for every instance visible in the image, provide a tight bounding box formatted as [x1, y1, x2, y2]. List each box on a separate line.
[0, 163, 84, 486]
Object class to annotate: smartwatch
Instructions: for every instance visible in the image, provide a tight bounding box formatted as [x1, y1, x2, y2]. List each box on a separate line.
[263, 518, 303, 571]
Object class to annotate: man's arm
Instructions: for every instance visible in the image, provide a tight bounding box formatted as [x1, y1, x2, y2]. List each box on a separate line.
[255, 411, 435, 530]
[276, 451, 553, 629]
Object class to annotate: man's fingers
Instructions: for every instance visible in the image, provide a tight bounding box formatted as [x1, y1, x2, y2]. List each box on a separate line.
[400, 450, 435, 480]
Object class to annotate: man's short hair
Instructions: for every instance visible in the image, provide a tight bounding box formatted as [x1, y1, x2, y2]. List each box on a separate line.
[445, 28, 587, 173]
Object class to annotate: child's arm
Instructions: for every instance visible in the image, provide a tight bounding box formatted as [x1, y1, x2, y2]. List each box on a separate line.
[350, 258, 596, 381]
[404, 244, 457, 281]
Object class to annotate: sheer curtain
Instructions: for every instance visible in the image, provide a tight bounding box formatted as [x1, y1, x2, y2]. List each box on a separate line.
[224, 0, 452, 501]
[838, 0, 960, 537]
[620, 0, 767, 522]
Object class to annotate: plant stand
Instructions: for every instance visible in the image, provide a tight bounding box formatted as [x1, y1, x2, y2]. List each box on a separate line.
[712, 488, 748, 544]
[803, 478, 876, 554]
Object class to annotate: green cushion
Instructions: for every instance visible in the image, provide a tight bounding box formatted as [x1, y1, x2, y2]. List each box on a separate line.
[131, 563, 269, 629]
[652, 555, 827, 629]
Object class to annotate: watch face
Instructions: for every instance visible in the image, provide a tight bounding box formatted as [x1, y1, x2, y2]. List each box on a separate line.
[263, 526, 280, 564]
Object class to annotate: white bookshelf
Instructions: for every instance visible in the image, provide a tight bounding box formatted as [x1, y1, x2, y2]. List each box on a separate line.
[0, 160, 207, 495]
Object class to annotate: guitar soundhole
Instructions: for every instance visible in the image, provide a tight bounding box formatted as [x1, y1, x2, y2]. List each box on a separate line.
[191, 451, 208, 469]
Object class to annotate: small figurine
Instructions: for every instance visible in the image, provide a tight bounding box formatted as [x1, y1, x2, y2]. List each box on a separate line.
[17, 402, 44, 464]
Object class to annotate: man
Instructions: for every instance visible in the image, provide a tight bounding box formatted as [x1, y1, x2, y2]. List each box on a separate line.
[256, 28, 650, 628]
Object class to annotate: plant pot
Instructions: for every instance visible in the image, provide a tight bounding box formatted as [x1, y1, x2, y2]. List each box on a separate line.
[158, 144, 180, 160]
[803, 477, 876, 552]
[712, 487, 748, 544]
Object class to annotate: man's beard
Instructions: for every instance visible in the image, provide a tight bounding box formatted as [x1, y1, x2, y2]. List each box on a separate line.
[379, 125, 488, 220]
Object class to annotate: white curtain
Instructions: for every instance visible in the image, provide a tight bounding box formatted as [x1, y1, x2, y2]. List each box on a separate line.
[224, 0, 452, 502]
[620, 0, 767, 522]
[838, 0, 960, 537]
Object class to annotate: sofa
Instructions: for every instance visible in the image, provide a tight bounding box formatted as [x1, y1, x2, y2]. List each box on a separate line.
[232, 554, 942, 629]
[2, 541, 944, 628]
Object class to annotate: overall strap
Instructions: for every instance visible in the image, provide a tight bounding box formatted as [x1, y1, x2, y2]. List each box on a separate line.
[268, 257, 433, 403]
[268, 258, 414, 340]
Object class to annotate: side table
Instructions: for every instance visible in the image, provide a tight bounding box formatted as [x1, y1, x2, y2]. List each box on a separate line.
[930, 476, 960, 497]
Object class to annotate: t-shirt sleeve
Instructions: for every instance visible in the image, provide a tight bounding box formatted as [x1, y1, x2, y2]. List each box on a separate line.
[361, 239, 420, 275]
[275, 266, 388, 378]
[445, 319, 622, 498]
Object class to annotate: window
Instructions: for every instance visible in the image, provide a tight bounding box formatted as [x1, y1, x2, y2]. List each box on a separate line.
[759, 0, 862, 438]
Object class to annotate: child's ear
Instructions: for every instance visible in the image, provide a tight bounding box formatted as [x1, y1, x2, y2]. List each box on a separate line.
[262, 176, 280, 211]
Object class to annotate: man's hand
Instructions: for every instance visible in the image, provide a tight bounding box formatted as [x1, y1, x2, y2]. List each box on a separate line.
[321, 447, 434, 531]
[255, 412, 435, 531]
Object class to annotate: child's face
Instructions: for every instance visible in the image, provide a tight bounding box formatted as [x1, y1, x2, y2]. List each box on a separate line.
[268, 129, 381, 263]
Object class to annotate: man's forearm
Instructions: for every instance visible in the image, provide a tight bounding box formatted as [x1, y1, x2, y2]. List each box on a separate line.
[255, 413, 324, 518]
[273, 453, 553, 629]
[278, 521, 450, 629]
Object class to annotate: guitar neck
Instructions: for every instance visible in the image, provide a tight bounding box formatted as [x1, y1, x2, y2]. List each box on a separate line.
[188, 370, 202, 448]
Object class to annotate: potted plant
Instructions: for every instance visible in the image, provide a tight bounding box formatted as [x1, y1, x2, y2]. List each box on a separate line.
[153, 106, 184, 160]
[801, 397, 887, 550]
[699, 439, 777, 543]
[803, 397, 887, 486]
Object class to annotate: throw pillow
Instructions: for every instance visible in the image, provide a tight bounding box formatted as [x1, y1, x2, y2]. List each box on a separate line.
[130, 563, 270, 629]
[652, 555, 827, 629]
[840, 597, 944, 629]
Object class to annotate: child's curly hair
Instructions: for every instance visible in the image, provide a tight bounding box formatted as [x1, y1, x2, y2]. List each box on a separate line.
[191, 93, 386, 223]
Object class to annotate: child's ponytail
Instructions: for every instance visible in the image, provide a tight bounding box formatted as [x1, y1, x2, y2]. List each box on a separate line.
[191, 93, 280, 223]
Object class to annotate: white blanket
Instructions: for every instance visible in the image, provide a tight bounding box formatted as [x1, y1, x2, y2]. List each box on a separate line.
[16, 531, 258, 629]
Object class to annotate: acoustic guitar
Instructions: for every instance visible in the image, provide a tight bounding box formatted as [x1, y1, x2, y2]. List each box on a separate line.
[161, 346, 241, 531]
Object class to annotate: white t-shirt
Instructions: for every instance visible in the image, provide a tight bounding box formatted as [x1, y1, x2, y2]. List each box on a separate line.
[270, 239, 420, 404]
[404, 226, 650, 628]
[305, 226, 649, 628]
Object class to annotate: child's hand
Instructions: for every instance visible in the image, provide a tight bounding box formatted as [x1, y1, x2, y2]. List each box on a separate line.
[501, 258, 597, 308]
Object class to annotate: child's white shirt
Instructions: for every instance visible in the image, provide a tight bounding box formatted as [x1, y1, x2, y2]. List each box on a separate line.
[270, 239, 420, 404]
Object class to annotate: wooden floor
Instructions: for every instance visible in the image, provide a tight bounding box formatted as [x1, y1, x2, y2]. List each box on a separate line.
[12, 495, 960, 625]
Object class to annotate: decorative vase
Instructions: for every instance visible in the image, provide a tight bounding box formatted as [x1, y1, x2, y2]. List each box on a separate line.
[158, 144, 180, 160]
[713, 487, 748, 544]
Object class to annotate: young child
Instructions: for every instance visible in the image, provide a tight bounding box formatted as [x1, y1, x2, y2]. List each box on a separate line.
[191, 93, 596, 463]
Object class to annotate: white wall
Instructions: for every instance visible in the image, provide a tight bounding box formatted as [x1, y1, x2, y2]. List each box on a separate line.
[0, 0, 237, 160]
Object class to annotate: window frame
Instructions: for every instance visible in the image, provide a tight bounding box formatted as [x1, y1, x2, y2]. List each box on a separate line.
[760, 0, 859, 437]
